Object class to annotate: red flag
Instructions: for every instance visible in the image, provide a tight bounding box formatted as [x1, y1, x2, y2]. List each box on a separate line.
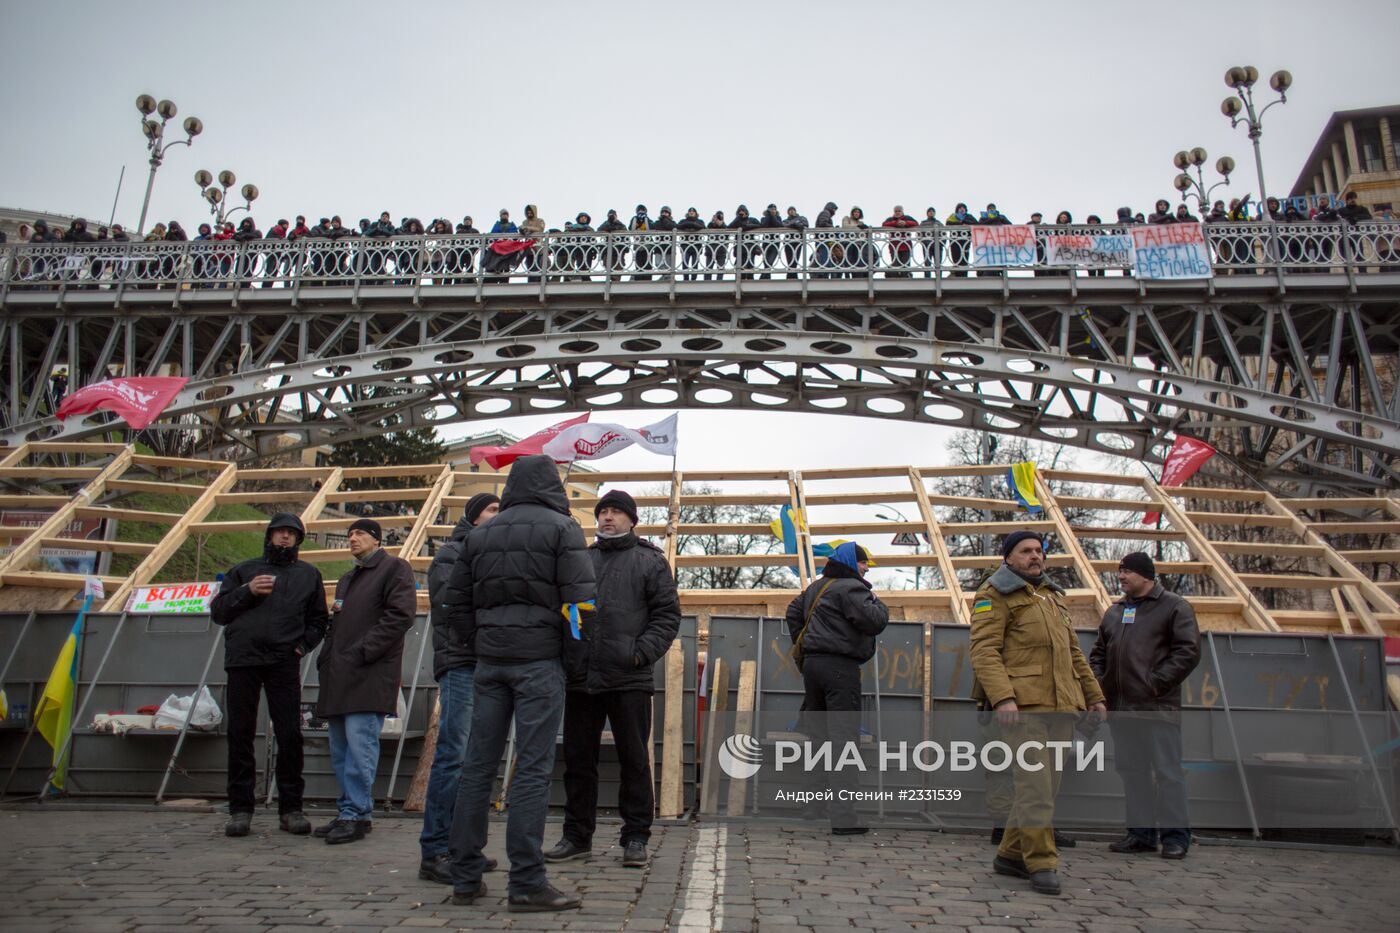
[55, 377, 189, 430]
[487, 238, 538, 256]
[469, 413, 591, 470]
[1144, 436, 1217, 524]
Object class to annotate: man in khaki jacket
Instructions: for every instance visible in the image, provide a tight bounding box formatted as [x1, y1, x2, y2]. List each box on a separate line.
[970, 530, 1106, 896]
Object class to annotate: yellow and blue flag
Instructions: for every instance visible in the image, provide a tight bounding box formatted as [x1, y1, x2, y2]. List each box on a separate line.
[1005, 461, 1043, 514]
[36, 610, 86, 792]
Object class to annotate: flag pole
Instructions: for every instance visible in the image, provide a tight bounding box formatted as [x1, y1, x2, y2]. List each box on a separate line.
[38, 592, 98, 797]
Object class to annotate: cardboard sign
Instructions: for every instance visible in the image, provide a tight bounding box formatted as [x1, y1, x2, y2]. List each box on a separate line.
[124, 581, 220, 614]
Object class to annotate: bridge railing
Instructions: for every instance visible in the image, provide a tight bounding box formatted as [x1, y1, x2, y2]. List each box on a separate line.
[2, 223, 1398, 293]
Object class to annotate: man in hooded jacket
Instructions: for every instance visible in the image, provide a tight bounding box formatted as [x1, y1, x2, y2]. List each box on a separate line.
[785, 542, 888, 833]
[211, 513, 328, 838]
[417, 493, 501, 883]
[444, 455, 596, 913]
[547, 490, 680, 868]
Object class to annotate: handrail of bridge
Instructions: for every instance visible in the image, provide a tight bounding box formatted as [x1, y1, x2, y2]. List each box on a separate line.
[2, 223, 1398, 295]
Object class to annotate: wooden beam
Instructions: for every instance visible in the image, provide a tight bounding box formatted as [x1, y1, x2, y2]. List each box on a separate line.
[699, 657, 730, 816]
[1285, 497, 1391, 511]
[1069, 525, 1188, 540]
[74, 505, 184, 524]
[658, 641, 685, 818]
[726, 660, 757, 817]
[0, 467, 103, 480]
[21, 443, 126, 454]
[0, 444, 30, 469]
[1304, 521, 1399, 535]
[910, 467, 967, 623]
[1236, 573, 1356, 590]
[1033, 473, 1111, 615]
[129, 454, 229, 471]
[394, 465, 455, 565]
[1211, 541, 1327, 558]
[0, 495, 72, 508]
[325, 487, 435, 503]
[105, 478, 208, 495]
[215, 491, 316, 505]
[0, 447, 135, 591]
[1143, 474, 1279, 633]
[40, 537, 156, 555]
[237, 467, 339, 481]
[663, 469, 683, 576]
[1, 571, 127, 589]
[1339, 549, 1400, 562]
[1184, 511, 1296, 528]
[1053, 495, 1163, 513]
[1162, 486, 1268, 502]
[102, 462, 239, 611]
[788, 471, 815, 589]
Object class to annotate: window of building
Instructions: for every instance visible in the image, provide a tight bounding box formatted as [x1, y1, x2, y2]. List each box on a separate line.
[1356, 123, 1384, 173]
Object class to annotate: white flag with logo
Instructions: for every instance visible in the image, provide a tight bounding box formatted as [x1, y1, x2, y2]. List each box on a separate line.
[543, 413, 678, 463]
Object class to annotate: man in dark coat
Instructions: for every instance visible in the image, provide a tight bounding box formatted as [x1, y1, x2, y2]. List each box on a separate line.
[417, 493, 500, 883]
[1090, 552, 1201, 860]
[445, 455, 596, 913]
[314, 517, 417, 845]
[211, 513, 328, 838]
[785, 542, 889, 834]
[546, 490, 680, 869]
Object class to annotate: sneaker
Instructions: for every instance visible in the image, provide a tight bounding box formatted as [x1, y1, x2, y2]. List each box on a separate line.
[507, 883, 582, 913]
[1108, 834, 1157, 854]
[314, 818, 372, 838]
[450, 881, 488, 906]
[1030, 869, 1061, 896]
[278, 811, 311, 835]
[543, 839, 592, 863]
[621, 841, 647, 868]
[324, 820, 367, 845]
[224, 812, 252, 837]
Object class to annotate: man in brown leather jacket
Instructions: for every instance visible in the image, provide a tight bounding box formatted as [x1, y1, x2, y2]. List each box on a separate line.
[971, 530, 1106, 896]
[1090, 552, 1201, 860]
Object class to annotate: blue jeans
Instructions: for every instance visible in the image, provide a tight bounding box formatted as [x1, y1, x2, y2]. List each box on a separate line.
[327, 712, 385, 822]
[419, 665, 477, 858]
[449, 658, 565, 897]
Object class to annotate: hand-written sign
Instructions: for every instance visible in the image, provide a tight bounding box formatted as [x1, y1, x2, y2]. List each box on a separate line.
[970, 225, 1037, 267]
[125, 581, 221, 614]
[1131, 223, 1213, 279]
[1045, 233, 1132, 268]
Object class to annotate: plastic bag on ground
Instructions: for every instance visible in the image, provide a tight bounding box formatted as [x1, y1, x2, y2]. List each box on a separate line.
[152, 686, 223, 731]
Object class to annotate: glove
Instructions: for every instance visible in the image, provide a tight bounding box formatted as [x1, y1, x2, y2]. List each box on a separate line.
[561, 601, 596, 640]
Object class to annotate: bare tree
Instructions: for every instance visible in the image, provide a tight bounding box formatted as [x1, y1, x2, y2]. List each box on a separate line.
[639, 482, 797, 590]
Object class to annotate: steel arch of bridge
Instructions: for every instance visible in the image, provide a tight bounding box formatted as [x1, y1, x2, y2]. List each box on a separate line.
[2, 256, 1398, 492]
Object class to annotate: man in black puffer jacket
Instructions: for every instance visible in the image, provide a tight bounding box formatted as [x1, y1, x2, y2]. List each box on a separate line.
[785, 542, 888, 834]
[211, 512, 328, 839]
[546, 490, 680, 869]
[445, 455, 595, 913]
[416, 493, 500, 884]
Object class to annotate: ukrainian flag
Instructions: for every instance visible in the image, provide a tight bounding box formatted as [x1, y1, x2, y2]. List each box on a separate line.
[1005, 461, 1043, 514]
[36, 614, 83, 792]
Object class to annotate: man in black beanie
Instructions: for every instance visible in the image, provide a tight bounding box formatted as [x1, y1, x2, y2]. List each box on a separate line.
[970, 530, 1105, 896]
[211, 512, 327, 838]
[546, 488, 679, 868]
[1090, 552, 1201, 860]
[314, 516, 417, 844]
[416, 492, 501, 883]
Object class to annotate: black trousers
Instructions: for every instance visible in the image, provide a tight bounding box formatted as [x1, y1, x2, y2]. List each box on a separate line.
[800, 654, 863, 827]
[226, 659, 304, 815]
[561, 689, 654, 847]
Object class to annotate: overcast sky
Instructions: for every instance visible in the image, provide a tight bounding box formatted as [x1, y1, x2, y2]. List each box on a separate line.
[4, 0, 1398, 486]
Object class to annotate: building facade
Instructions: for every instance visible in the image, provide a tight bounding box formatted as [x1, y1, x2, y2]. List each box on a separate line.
[1288, 105, 1400, 215]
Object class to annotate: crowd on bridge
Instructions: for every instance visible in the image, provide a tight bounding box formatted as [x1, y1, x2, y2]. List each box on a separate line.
[3, 191, 1394, 287]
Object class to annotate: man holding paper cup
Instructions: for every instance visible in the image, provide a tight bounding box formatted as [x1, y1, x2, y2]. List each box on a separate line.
[212, 513, 328, 838]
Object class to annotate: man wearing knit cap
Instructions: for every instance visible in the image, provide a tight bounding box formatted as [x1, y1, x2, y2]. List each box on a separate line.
[970, 530, 1106, 895]
[211, 512, 328, 838]
[416, 493, 501, 883]
[1090, 552, 1200, 860]
[314, 517, 417, 844]
[784, 541, 889, 834]
[546, 489, 680, 868]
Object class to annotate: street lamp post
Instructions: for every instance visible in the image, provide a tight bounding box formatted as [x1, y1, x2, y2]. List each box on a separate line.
[1172, 147, 1235, 213]
[134, 94, 202, 237]
[874, 507, 922, 589]
[194, 169, 259, 226]
[1220, 66, 1292, 211]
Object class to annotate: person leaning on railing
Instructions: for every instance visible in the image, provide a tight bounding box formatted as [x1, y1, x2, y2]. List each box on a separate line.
[704, 210, 728, 280]
[676, 207, 705, 281]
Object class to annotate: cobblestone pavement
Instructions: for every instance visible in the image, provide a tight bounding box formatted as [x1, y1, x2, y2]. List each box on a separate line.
[1, 809, 1397, 932]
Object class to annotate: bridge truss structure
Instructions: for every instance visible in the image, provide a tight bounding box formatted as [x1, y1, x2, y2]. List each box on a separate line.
[2, 224, 1398, 493]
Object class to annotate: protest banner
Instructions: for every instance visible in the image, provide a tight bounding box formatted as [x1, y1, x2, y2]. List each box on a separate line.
[123, 582, 221, 614]
[1132, 223, 1213, 279]
[971, 225, 1037, 267]
[1045, 232, 1133, 268]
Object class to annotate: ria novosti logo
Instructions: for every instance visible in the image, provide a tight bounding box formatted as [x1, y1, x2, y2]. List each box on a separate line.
[717, 733, 763, 779]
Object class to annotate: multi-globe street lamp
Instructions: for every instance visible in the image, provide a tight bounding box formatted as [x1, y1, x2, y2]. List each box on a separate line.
[134, 94, 202, 237]
[1221, 66, 1292, 210]
[194, 169, 259, 226]
[1172, 147, 1235, 213]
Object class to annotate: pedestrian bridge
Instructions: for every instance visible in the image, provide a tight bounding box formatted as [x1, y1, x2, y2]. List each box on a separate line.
[2, 224, 1399, 492]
